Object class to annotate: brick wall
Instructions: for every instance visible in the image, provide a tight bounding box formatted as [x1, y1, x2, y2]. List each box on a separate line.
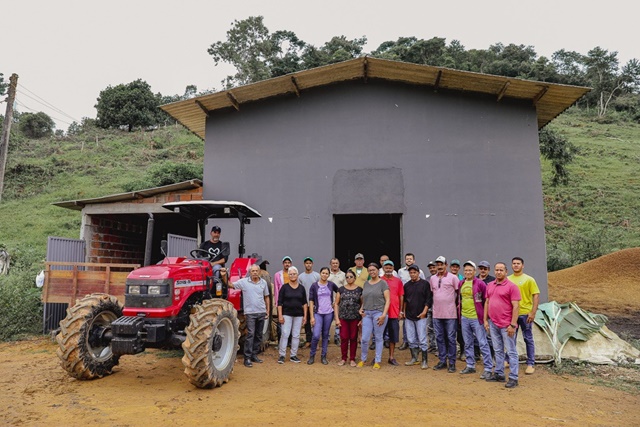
[88, 216, 145, 264]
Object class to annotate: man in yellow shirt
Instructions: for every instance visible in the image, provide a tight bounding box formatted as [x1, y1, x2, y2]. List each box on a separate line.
[349, 253, 369, 288]
[508, 257, 540, 375]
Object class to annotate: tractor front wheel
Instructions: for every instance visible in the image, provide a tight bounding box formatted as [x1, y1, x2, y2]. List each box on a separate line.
[182, 299, 240, 388]
[56, 293, 122, 380]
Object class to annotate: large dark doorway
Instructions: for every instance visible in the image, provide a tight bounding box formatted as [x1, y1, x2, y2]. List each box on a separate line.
[334, 214, 402, 270]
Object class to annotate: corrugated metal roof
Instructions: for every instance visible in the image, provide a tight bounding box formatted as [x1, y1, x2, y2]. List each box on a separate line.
[53, 179, 203, 210]
[161, 57, 591, 140]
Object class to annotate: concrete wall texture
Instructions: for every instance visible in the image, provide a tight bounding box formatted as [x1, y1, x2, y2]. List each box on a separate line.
[202, 80, 549, 301]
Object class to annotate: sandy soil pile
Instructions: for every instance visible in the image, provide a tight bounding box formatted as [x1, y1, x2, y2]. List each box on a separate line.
[548, 247, 640, 316]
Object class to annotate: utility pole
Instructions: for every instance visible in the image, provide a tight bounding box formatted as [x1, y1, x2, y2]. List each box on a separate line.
[0, 73, 18, 203]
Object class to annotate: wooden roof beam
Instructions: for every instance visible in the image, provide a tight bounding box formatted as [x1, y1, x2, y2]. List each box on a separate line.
[290, 76, 300, 97]
[194, 100, 210, 116]
[532, 86, 549, 106]
[434, 70, 442, 91]
[363, 57, 369, 83]
[497, 81, 510, 102]
[227, 91, 240, 111]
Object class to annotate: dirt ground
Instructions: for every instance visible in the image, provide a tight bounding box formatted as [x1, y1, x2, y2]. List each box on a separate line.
[1, 335, 638, 427]
[2, 249, 639, 427]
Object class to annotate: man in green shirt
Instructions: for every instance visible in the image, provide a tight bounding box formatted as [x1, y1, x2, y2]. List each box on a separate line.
[508, 257, 540, 375]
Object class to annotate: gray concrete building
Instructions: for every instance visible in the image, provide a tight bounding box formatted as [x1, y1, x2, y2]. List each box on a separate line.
[163, 58, 589, 301]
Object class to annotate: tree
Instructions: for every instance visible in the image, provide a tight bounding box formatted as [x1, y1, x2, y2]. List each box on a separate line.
[539, 128, 576, 186]
[95, 79, 159, 131]
[19, 112, 55, 139]
[208, 16, 365, 88]
[584, 47, 640, 117]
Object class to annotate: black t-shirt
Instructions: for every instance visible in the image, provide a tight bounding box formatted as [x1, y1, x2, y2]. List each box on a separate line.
[403, 279, 433, 321]
[199, 240, 230, 263]
[477, 274, 495, 285]
[278, 283, 308, 317]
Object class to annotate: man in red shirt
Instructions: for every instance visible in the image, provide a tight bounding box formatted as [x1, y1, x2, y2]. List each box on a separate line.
[483, 262, 521, 388]
[382, 260, 404, 366]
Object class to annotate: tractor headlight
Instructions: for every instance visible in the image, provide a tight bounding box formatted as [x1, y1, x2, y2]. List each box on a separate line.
[128, 285, 141, 295]
[148, 285, 161, 295]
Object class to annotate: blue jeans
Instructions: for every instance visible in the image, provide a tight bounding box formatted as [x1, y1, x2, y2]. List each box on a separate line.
[426, 309, 436, 351]
[361, 310, 388, 363]
[516, 314, 536, 366]
[461, 317, 493, 371]
[279, 315, 303, 357]
[433, 318, 457, 365]
[405, 318, 428, 351]
[244, 312, 266, 360]
[489, 320, 519, 380]
[310, 312, 333, 357]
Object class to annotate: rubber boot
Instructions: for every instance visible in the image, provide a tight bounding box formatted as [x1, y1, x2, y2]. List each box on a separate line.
[421, 350, 429, 370]
[405, 348, 419, 366]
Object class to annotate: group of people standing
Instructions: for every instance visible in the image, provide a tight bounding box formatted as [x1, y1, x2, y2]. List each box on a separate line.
[219, 239, 540, 389]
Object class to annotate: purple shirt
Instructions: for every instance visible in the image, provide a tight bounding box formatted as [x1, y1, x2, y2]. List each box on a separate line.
[316, 284, 334, 314]
[430, 272, 460, 319]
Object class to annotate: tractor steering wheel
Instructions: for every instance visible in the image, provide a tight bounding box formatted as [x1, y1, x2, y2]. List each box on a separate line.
[190, 249, 212, 260]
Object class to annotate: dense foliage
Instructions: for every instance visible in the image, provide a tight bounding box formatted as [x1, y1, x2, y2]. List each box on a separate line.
[95, 79, 160, 131]
[0, 72, 6, 96]
[18, 112, 55, 139]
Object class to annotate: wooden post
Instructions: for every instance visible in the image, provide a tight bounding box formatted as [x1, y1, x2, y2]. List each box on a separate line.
[0, 73, 19, 202]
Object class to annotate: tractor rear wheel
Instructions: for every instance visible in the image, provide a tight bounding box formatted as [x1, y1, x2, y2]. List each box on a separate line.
[56, 293, 122, 380]
[182, 299, 239, 388]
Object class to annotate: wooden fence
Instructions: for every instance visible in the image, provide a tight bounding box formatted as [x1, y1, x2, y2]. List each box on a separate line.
[42, 262, 140, 306]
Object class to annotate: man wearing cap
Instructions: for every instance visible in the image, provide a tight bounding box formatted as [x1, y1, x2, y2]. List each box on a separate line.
[378, 255, 399, 278]
[449, 259, 464, 280]
[299, 257, 320, 348]
[349, 253, 369, 288]
[508, 257, 540, 375]
[430, 256, 460, 373]
[403, 264, 433, 369]
[477, 261, 495, 284]
[199, 225, 230, 277]
[427, 261, 438, 277]
[329, 258, 346, 345]
[397, 253, 426, 351]
[221, 264, 270, 368]
[382, 260, 404, 365]
[458, 261, 493, 379]
[484, 262, 521, 388]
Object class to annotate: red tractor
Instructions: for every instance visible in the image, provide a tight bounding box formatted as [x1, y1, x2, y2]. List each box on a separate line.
[56, 201, 264, 388]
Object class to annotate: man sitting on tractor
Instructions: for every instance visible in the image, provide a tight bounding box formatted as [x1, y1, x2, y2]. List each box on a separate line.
[199, 225, 230, 276]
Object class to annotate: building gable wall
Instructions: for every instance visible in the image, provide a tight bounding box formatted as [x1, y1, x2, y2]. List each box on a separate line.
[203, 80, 548, 300]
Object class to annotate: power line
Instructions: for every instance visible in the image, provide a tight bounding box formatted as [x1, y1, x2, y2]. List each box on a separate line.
[18, 84, 81, 122]
[16, 89, 80, 123]
[15, 100, 73, 127]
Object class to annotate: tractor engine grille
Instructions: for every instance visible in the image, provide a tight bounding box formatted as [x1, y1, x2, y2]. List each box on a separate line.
[125, 279, 173, 308]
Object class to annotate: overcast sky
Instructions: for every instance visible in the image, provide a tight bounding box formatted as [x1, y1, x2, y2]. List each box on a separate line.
[2, 0, 636, 131]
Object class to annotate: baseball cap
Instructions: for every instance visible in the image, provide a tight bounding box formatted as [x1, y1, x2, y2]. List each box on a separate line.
[451, 259, 460, 266]
[282, 256, 292, 262]
[427, 261, 436, 267]
[383, 260, 394, 267]
[407, 264, 420, 272]
[303, 257, 313, 263]
[463, 260, 476, 269]
[435, 256, 446, 264]
[211, 225, 221, 233]
[478, 260, 490, 268]
[354, 253, 364, 259]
